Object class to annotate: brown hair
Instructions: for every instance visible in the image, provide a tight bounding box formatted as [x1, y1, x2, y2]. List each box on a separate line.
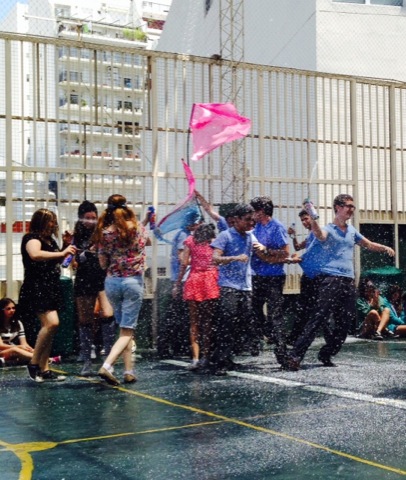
[92, 194, 139, 245]
[333, 194, 354, 213]
[29, 209, 59, 238]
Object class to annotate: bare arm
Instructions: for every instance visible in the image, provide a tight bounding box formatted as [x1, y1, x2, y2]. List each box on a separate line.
[310, 219, 328, 241]
[195, 190, 221, 222]
[212, 247, 248, 265]
[18, 336, 34, 352]
[359, 238, 395, 256]
[98, 253, 110, 270]
[253, 243, 290, 264]
[172, 246, 191, 297]
[26, 238, 76, 262]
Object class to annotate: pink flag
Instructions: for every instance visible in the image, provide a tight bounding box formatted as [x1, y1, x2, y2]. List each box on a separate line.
[189, 103, 251, 161]
[153, 160, 201, 243]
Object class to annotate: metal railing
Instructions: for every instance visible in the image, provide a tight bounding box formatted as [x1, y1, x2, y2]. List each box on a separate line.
[0, 31, 405, 299]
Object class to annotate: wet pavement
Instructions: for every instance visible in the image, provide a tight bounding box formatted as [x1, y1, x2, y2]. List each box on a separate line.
[1, 336, 406, 479]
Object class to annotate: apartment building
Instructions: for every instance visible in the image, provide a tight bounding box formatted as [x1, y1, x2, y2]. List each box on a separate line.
[0, 0, 171, 284]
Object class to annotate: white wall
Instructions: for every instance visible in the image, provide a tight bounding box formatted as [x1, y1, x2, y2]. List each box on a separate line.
[159, 0, 406, 81]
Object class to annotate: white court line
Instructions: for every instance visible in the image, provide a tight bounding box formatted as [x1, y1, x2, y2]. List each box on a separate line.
[161, 360, 406, 410]
[229, 371, 406, 411]
[227, 371, 305, 387]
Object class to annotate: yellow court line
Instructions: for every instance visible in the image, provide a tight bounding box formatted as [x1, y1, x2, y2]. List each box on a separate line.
[3, 373, 406, 478]
[108, 381, 406, 476]
[0, 420, 223, 480]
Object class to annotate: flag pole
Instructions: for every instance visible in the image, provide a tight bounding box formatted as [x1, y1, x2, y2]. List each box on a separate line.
[186, 103, 196, 166]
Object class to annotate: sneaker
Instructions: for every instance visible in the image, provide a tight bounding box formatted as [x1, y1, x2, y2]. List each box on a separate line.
[318, 353, 337, 367]
[384, 329, 400, 339]
[282, 356, 301, 372]
[98, 367, 120, 386]
[27, 363, 44, 383]
[80, 360, 95, 377]
[123, 373, 137, 384]
[371, 331, 384, 341]
[198, 358, 209, 369]
[187, 360, 200, 371]
[41, 370, 66, 382]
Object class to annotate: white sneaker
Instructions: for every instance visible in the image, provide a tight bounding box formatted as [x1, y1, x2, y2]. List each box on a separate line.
[187, 360, 199, 371]
[91, 345, 97, 360]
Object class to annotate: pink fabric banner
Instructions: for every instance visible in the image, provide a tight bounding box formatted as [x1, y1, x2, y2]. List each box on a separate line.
[189, 103, 251, 161]
[153, 160, 200, 243]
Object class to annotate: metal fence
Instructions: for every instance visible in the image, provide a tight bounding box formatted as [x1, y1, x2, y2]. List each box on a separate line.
[0, 31, 405, 299]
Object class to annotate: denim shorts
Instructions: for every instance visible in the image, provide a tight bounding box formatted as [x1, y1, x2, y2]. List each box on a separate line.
[105, 275, 144, 329]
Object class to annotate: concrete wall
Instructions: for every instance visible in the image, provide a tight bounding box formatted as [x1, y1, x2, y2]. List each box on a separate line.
[159, 0, 406, 80]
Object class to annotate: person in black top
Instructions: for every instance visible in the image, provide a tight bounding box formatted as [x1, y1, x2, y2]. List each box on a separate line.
[19, 209, 76, 382]
[72, 201, 115, 376]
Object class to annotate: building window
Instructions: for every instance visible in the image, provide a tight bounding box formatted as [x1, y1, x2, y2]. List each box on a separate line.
[333, 0, 402, 4]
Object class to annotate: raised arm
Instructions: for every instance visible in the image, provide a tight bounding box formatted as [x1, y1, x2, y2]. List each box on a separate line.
[195, 190, 221, 222]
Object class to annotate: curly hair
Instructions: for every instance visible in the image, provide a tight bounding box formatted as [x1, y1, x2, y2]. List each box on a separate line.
[194, 223, 216, 244]
[250, 196, 274, 217]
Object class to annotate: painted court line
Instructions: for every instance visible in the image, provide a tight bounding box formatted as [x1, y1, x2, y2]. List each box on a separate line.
[161, 360, 406, 410]
[229, 371, 406, 410]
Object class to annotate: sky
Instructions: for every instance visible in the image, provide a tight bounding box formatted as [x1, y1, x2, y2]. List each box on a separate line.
[0, 0, 28, 21]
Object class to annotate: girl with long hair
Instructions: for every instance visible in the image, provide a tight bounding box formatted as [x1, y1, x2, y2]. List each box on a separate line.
[0, 298, 34, 365]
[19, 208, 76, 382]
[94, 195, 150, 385]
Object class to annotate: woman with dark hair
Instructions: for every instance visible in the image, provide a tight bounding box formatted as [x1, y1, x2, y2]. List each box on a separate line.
[175, 223, 219, 370]
[93, 194, 150, 385]
[0, 298, 34, 365]
[72, 200, 115, 376]
[18, 208, 76, 382]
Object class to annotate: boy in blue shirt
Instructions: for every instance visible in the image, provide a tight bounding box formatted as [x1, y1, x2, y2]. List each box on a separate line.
[285, 194, 395, 371]
[209, 204, 256, 375]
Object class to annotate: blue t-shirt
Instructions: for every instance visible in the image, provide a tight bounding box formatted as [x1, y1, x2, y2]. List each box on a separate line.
[251, 218, 289, 276]
[211, 227, 255, 291]
[170, 229, 188, 281]
[300, 223, 364, 279]
[217, 216, 228, 232]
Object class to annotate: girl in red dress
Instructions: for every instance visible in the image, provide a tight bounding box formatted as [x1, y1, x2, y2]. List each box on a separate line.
[175, 223, 219, 370]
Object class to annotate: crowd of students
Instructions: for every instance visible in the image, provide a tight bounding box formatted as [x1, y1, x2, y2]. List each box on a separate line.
[0, 190, 399, 381]
[357, 279, 406, 340]
[160, 191, 395, 375]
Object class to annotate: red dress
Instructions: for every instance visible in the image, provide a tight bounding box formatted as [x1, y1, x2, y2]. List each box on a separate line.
[182, 236, 220, 302]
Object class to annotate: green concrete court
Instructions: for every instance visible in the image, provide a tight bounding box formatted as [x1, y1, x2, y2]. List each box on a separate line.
[1, 337, 406, 480]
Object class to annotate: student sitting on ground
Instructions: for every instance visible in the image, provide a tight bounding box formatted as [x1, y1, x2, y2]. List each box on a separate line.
[381, 285, 406, 337]
[0, 297, 35, 366]
[356, 279, 390, 340]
